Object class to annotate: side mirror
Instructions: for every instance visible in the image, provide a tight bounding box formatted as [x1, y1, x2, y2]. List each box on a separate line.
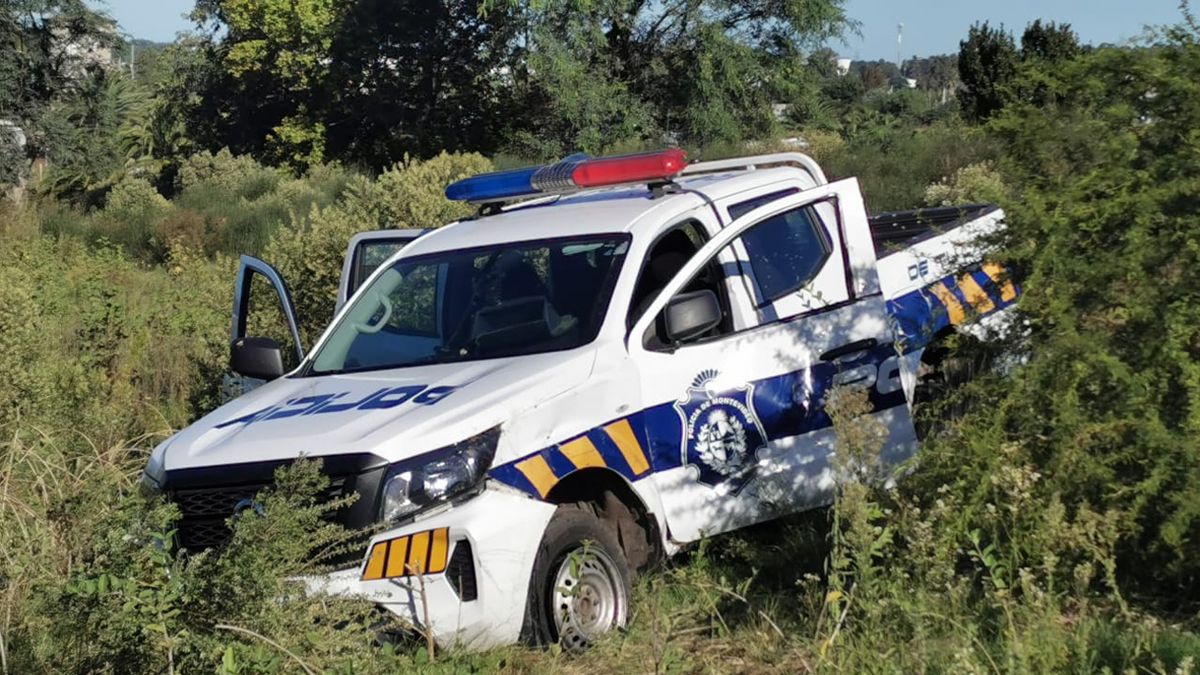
[662, 290, 722, 344]
[230, 336, 285, 381]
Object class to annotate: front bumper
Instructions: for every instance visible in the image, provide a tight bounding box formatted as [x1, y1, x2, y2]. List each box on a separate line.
[302, 487, 556, 650]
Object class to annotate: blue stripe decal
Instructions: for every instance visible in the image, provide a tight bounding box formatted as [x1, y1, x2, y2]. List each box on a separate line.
[887, 263, 1021, 354]
[587, 427, 637, 478]
[490, 342, 907, 498]
[489, 459, 541, 496]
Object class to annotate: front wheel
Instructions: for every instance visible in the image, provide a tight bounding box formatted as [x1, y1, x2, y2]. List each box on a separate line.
[522, 504, 631, 651]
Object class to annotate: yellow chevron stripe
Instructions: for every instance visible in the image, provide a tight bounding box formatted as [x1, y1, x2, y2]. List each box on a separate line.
[362, 542, 387, 580]
[559, 436, 606, 470]
[604, 418, 651, 476]
[929, 281, 966, 325]
[958, 273, 996, 315]
[516, 454, 559, 498]
[385, 536, 410, 578]
[428, 528, 450, 574]
[981, 262, 1018, 302]
[407, 530, 430, 575]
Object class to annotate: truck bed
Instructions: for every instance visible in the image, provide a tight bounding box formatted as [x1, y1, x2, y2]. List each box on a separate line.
[869, 204, 999, 259]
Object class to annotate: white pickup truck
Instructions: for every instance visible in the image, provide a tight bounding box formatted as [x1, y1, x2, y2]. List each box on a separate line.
[140, 151, 1018, 651]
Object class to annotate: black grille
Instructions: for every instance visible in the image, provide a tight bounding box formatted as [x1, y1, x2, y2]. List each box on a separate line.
[163, 454, 388, 563]
[172, 479, 347, 551]
[446, 540, 477, 602]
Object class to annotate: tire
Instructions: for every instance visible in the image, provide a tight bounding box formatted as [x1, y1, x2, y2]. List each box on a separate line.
[522, 503, 632, 651]
[914, 333, 992, 439]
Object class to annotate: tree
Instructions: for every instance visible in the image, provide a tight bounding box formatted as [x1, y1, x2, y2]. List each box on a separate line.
[905, 54, 958, 104]
[979, 31, 1200, 591]
[957, 22, 1018, 122]
[860, 63, 890, 90]
[489, 0, 855, 150]
[190, 0, 344, 171]
[0, 0, 118, 185]
[323, 0, 520, 169]
[1020, 19, 1081, 63]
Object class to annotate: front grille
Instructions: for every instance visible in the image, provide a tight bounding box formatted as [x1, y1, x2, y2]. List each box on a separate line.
[163, 454, 388, 565]
[173, 479, 348, 552]
[446, 540, 478, 602]
[175, 485, 263, 517]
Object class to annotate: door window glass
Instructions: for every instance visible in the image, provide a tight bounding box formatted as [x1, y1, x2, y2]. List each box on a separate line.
[738, 207, 832, 305]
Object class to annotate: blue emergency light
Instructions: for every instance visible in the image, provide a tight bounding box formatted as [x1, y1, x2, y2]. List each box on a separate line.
[445, 149, 689, 204]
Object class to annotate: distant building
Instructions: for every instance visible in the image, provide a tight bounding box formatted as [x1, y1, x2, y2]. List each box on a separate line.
[49, 16, 117, 81]
[0, 120, 27, 151]
[905, 77, 918, 89]
[836, 58, 852, 77]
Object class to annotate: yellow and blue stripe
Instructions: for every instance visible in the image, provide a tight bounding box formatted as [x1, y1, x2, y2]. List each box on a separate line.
[491, 416, 654, 498]
[490, 342, 910, 499]
[887, 262, 1020, 354]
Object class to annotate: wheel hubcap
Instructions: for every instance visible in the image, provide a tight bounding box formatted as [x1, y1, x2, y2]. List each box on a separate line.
[551, 546, 626, 651]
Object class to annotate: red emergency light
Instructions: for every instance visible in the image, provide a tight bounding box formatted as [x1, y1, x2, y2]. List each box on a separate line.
[445, 149, 689, 204]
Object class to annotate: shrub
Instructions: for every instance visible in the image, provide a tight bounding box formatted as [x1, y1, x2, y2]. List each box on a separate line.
[821, 121, 997, 212]
[341, 151, 492, 228]
[175, 149, 283, 198]
[923, 161, 1010, 206]
[153, 209, 220, 257]
[93, 177, 174, 259]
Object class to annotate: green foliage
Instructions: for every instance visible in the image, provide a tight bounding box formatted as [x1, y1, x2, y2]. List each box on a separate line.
[175, 148, 284, 195]
[1021, 19, 1083, 62]
[981, 33, 1200, 589]
[958, 22, 1019, 122]
[191, 0, 342, 170]
[0, 214, 231, 443]
[488, 0, 854, 152]
[821, 121, 997, 212]
[39, 71, 154, 202]
[507, 19, 660, 157]
[923, 161, 1010, 206]
[324, 0, 520, 166]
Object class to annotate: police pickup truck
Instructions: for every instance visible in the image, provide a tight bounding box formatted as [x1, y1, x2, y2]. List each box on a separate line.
[140, 150, 1019, 651]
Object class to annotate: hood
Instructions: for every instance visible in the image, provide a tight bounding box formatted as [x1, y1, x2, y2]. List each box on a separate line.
[162, 349, 596, 471]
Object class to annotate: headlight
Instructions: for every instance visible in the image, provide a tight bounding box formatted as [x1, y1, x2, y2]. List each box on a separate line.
[139, 440, 169, 497]
[380, 427, 500, 524]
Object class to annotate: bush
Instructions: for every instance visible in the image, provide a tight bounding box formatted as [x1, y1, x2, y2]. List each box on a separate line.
[822, 121, 997, 212]
[923, 161, 1010, 206]
[340, 151, 492, 228]
[91, 177, 174, 259]
[175, 149, 283, 198]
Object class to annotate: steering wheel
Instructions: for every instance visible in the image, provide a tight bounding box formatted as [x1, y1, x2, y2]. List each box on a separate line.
[352, 290, 393, 334]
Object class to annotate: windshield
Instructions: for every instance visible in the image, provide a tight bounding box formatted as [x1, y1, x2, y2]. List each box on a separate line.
[308, 235, 630, 374]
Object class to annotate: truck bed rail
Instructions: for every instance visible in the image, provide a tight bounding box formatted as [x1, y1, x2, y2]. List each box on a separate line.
[869, 203, 999, 258]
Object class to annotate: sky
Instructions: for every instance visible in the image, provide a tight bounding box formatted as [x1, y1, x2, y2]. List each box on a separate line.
[87, 0, 1187, 61]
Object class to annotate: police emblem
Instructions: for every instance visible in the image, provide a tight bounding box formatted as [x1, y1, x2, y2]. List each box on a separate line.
[674, 369, 768, 493]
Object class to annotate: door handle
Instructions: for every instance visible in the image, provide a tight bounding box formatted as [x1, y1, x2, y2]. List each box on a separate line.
[820, 338, 878, 363]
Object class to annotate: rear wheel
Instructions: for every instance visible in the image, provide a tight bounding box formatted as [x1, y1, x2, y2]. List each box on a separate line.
[522, 503, 631, 651]
[914, 332, 993, 439]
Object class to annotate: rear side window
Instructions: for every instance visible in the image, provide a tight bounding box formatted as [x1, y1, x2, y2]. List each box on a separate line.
[739, 207, 832, 304]
[727, 188, 800, 220]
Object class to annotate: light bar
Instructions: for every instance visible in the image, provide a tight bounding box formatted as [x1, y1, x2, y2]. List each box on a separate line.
[445, 149, 688, 204]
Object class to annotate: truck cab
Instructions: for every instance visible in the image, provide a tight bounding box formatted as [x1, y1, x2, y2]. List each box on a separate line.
[141, 151, 1018, 651]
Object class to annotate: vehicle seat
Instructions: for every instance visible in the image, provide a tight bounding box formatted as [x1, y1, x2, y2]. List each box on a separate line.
[630, 230, 697, 324]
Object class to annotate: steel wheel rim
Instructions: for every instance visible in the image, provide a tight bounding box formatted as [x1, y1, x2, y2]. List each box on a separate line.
[550, 545, 626, 651]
